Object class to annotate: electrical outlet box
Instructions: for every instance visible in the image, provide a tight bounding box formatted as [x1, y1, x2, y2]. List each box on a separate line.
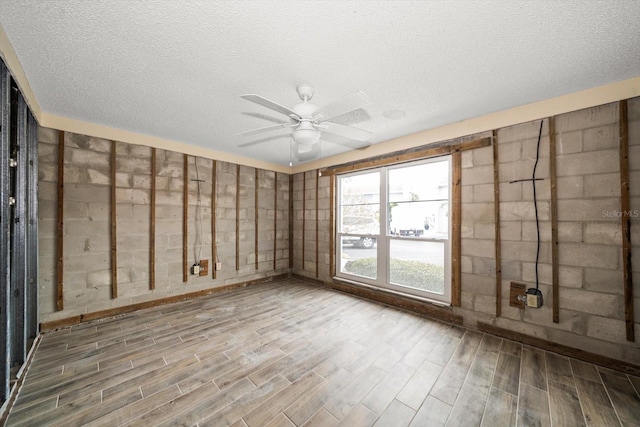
[526, 288, 543, 308]
[199, 260, 208, 276]
[191, 264, 200, 275]
[215, 262, 222, 271]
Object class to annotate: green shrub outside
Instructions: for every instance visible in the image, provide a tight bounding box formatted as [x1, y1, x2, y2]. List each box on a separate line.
[343, 257, 444, 293]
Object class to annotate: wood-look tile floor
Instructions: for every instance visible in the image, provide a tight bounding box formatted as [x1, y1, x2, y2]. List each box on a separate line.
[6, 279, 640, 426]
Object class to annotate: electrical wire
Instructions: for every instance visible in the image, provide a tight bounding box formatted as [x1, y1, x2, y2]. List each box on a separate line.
[532, 120, 544, 290]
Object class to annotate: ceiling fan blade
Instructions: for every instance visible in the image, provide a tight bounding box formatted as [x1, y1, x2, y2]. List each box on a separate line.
[237, 122, 292, 137]
[240, 94, 300, 118]
[313, 90, 372, 122]
[238, 134, 289, 147]
[321, 122, 373, 142]
[242, 112, 287, 124]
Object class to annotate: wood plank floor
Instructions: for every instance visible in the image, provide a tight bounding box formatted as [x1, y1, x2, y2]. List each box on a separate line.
[6, 279, 640, 426]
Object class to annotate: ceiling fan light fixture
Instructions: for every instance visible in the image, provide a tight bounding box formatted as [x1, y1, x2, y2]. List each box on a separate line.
[296, 143, 313, 154]
[292, 121, 320, 145]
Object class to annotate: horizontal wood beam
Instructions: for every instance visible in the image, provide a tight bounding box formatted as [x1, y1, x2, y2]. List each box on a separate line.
[323, 136, 491, 176]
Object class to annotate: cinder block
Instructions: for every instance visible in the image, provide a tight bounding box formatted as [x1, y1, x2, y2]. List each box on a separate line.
[498, 120, 548, 144]
[498, 141, 521, 163]
[522, 179, 550, 201]
[473, 146, 494, 166]
[522, 220, 551, 242]
[583, 222, 621, 245]
[559, 266, 582, 288]
[498, 181, 522, 202]
[557, 198, 619, 222]
[474, 295, 496, 315]
[462, 202, 494, 222]
[159, 162, 184, 179]
[629, 145, 640, 171]
[560, 288, 621, 318]
[556, 150, 619, 177]
[501, 201, 549, 221]
[473, 183, 495, 203]
[558, 243, 618, 269]
[38, 142, 57, 162]
[583, 125, 618, 152]
[65, 133, 110, 153]
[500, 221, 521, 241]
[584, 173, 620, 198]
[628, 96, 640, 121]
[116, 188, 150, 205]
[63, 165, 86, 184]
[461, 164, 493, 184]
[472, 257, 495, 276]
[555, 102, 618, 133]
[474, 223, 495, 239]
[68, 147, 110, 169]
[557, 222, 583, 243]
[557, 176, 584, 199]
[461, 186, 473, 203]
[556, 131, 582, 154]
[501, 259, 521, 280]
[38, 126, 59, 145]
[502, 240, 551, 263]
[586, 316, 627, 343]
[521, 136, 550, 159]
[461, 239, 494, 258]
[65, 184, 109, 203]
[583, 267, 623, 294]
[460, 273, 494, 296]
[521, 261, 552, 285]
[500, 159, 541, 183]
[552, 309, 587, 334]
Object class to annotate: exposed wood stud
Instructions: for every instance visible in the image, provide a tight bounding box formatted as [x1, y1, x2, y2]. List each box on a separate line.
[302, 172, 306, 270]
[549, 116, 559, 323]
[324, 137, 491, 176]
[451, 151, 462, 307]
[183, 154, 188, 283]
[273, 172, 278, 271]
[329, 174, 335, 278]
[236, 164, 240, 271]
[212, 160, 217, 279]
[110, 140, 118, 298]
[56, 130, 65, 311]
[619, 99, 634, 342]
[150, 147, 156, 290]
[255, 168, 259, 270]
[492, 130, 502, 317]
[289, 174, 294, 268]
[315, 171, 319, 278]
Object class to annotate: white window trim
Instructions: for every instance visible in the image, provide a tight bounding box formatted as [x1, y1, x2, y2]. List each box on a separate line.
[335, 156, 452, 304]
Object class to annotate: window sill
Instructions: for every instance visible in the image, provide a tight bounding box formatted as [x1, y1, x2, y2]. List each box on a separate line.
[329, 277, 463, 326]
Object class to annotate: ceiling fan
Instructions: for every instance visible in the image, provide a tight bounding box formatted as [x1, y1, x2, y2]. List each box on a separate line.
[238, 84, 373, 153]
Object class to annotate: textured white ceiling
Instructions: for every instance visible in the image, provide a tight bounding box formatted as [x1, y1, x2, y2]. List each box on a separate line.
[1, 1, 640, 167]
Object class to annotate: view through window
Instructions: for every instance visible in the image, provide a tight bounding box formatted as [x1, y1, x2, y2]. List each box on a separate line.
[336, 157, 451, 303]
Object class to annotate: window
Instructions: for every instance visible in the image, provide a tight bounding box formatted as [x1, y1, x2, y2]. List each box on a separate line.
[336, 157, 452, 304]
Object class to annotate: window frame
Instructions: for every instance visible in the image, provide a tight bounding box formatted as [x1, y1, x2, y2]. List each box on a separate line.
[335, 156, 453, 304]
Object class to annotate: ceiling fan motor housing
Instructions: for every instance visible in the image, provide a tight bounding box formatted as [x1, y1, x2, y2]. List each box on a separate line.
[296, 83, 315, 101]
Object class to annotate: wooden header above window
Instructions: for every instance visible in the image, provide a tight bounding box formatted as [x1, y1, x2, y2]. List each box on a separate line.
[321, 136, 491, 176]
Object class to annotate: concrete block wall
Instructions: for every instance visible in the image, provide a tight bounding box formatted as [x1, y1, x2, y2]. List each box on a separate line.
[290, 98, 639, 365]
[460, 137, 498, 317]
[458, 100, 640, 364]
[291, 171, 332, 282]
[38, 129, 290, 323]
